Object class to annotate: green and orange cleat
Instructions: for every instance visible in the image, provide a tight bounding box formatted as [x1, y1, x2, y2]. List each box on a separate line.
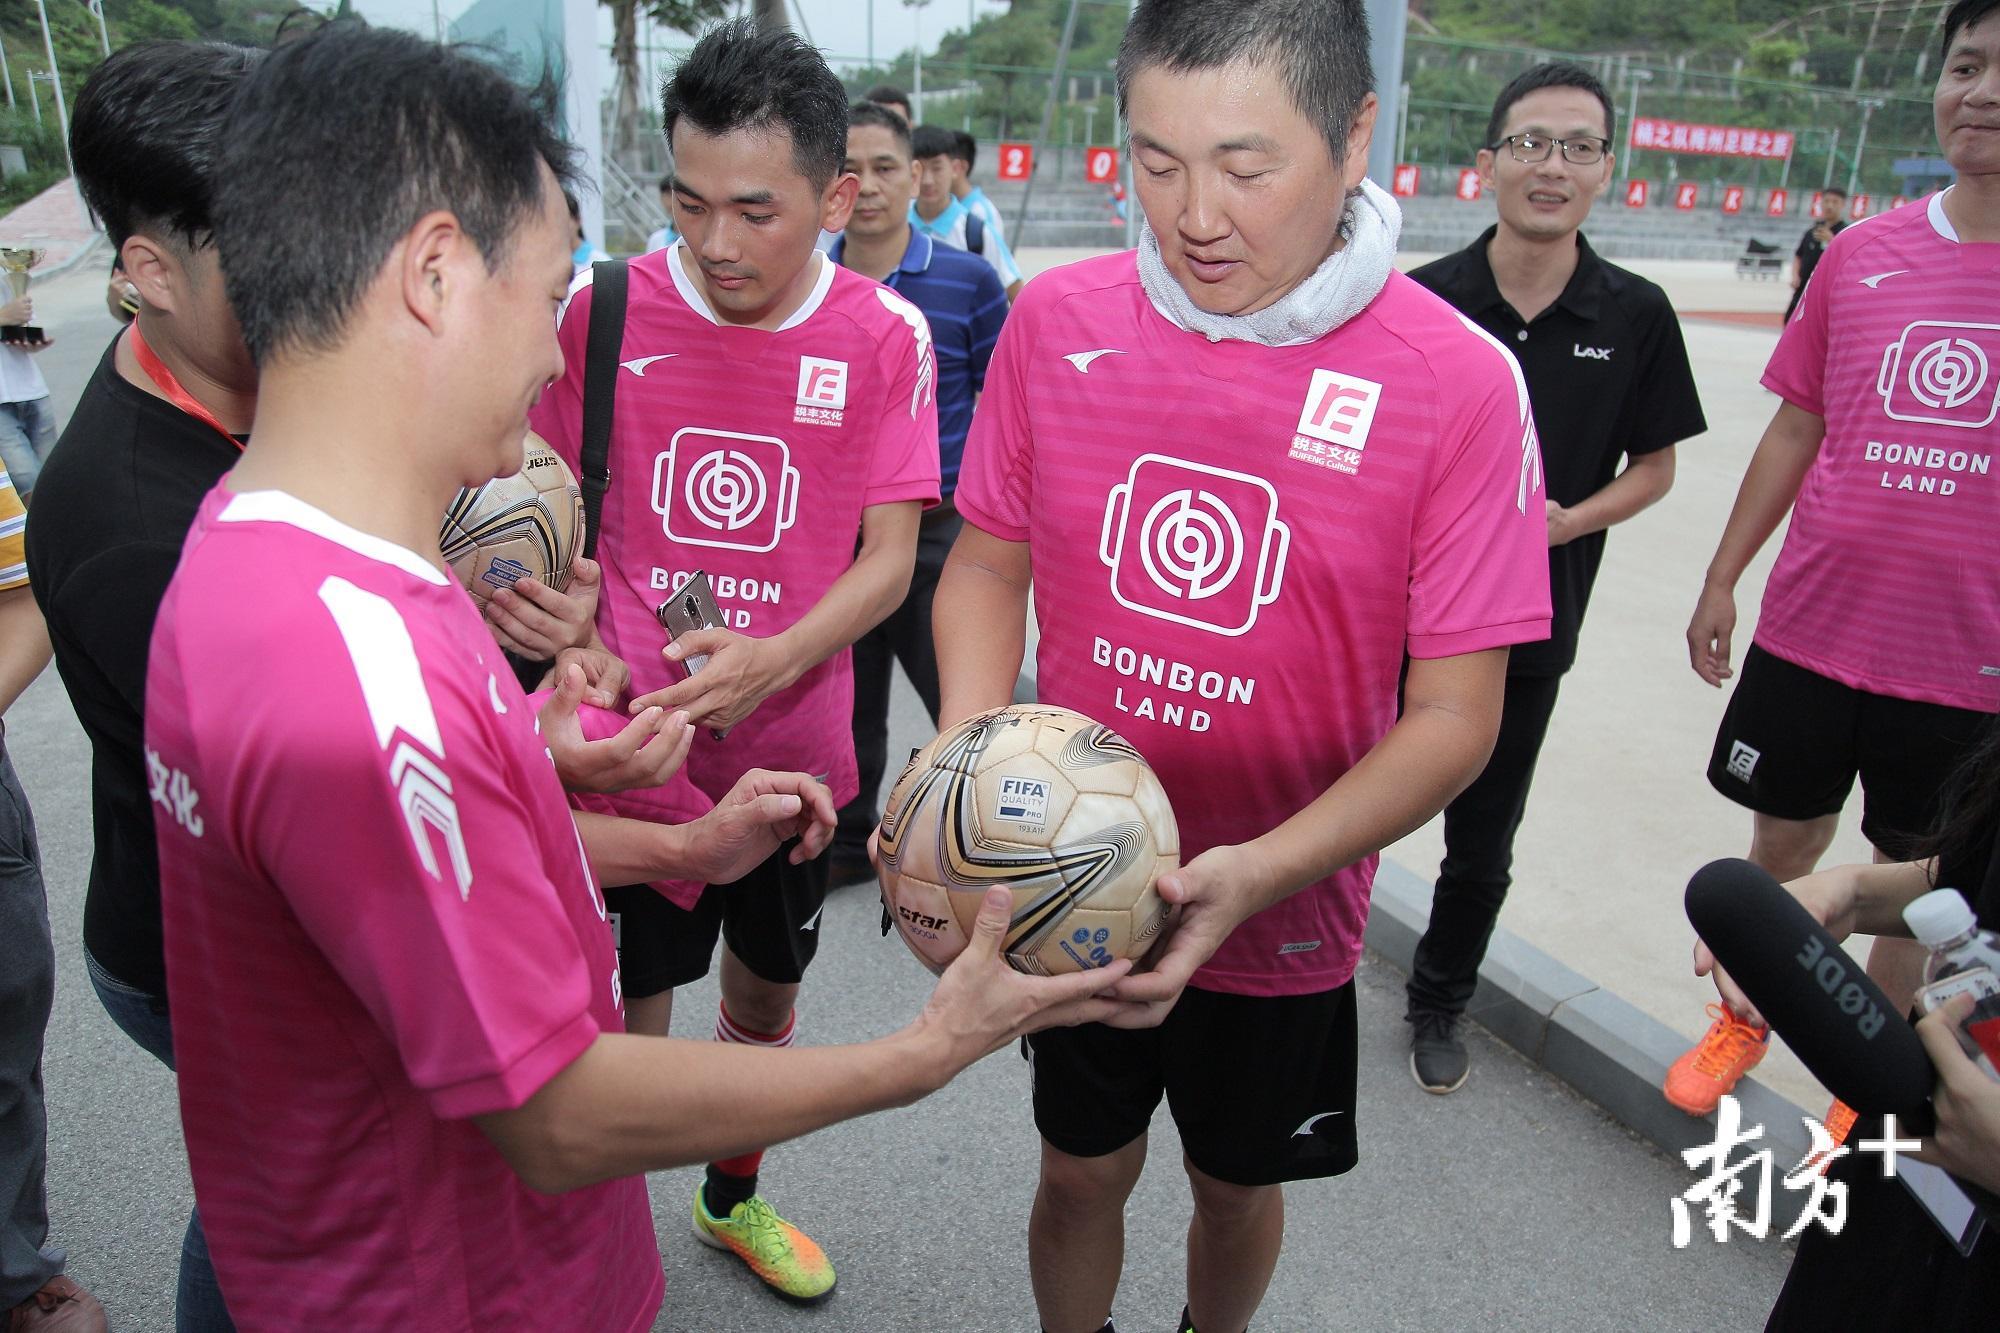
[692, 1186, 837, 1304]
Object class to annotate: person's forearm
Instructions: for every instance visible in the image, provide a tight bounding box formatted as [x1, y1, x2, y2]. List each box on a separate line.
[485, 1025, 952, 1192]
[0, 590, 51, 717]
[1562, 449, 1675, 540]
[768, 510, 919, 688]
[1703, 402, 1824, 591]
[1234, 656, 1505, 917]
[933, 542, 1028, 728]
[1842, 858, 1944, 937]
[573, 809, 701, 885]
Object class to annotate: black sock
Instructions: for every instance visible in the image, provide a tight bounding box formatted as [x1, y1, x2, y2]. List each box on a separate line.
[701, 1163, 757, 1215]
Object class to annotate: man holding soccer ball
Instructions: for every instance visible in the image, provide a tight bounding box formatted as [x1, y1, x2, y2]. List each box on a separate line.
[934, 3, 1551, 1330]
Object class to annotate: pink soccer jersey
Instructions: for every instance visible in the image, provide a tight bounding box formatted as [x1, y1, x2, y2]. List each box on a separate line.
[145, 488, 660, 1331]
[1758, 190, 2000, 713]
[957, 254, 1551, 996]
[532, 243, 939, 901]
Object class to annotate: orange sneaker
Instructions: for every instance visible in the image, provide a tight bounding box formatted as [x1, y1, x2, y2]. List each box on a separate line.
[1664, 1003, 1769, 1115]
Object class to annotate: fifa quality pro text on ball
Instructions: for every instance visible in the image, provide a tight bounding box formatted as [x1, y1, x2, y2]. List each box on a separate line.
[439, 431, 586, 603]
[876, 704, 1178, 976]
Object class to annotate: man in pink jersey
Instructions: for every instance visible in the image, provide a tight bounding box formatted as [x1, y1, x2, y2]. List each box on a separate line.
[526, 21, 940, 1303]
[1673, 0, 2000, 1129]
[145, 27, 1132, 1330]
[934, 4, 1550, 1331]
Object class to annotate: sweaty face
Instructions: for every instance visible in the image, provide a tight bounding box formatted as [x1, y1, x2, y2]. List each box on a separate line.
[670, 123, 849, 326]
[1478, 87, 1612, 245]
[1936, 16, 2000, 179]
[1126, 58, 1372, 317]
[473, 166, 573, 483]
[846, 124, 916, 240]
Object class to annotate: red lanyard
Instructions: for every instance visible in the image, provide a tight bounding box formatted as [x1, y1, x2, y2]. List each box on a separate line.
[128, 323, 244, 450]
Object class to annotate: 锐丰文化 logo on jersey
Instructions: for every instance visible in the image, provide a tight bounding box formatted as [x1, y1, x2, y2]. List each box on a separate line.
[1289, 368, 1383, 474]
[652, 427, 800, 553]
[794, 356, 848, 427]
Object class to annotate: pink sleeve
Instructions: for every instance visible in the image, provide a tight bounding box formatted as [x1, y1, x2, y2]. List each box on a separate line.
[954, 284, 1041, 542]
[240, 669, 600, 1120]
[1406, 351, 1553, 659]
[529, 279, 593, 475]
[864, 309, 942, 508]
[1759, 246, 1832, 416]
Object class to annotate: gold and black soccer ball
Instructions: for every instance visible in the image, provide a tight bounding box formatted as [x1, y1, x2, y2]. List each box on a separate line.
[440, 432, 585, 603]
[878, 704, 1178, 975]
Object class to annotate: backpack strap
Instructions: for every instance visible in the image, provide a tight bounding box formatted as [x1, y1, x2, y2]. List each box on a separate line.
[579, 258, 629, 561]
[964, 208, 985, 256]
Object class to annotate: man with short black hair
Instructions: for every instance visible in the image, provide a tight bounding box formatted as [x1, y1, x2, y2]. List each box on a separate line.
[864, 83, 912, 127]
[934, 2, 1550, 1330]
[149, 24, 1130, 1329]
[1401, 61, 1705, 1095]
[1786, 185, 1848, 321]
[827, 100, 1008, 885]
[948, 128, 1009, 246]
[911, 123, 1023, 298]
[527, 20, 947, 1304]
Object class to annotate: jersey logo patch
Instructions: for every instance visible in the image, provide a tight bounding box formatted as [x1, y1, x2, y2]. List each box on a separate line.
[1099, 453, 1289, 637]
[653, 427, 800, 553]
[621, 354, 677, 377]
[1288, 369, 1382, 477]
[1876, 321, 2000, 429]
[795, 356, 848, 427]
[1063, 348, 1127, 374]
[1724, 740, 1760, 784]
[1858, 270, 1909, 289]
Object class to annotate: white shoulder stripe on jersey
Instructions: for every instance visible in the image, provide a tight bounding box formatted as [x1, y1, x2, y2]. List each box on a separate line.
[317, 575, 474, 899]
[317, 577, 446, 754]
[1449, 311, 1545, 514]
[220, 491, 450, 586]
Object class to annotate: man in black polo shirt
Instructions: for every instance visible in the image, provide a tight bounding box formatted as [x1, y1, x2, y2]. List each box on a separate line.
[1401, 62, 1706, 1093]
[1785, 186, 1846, 322]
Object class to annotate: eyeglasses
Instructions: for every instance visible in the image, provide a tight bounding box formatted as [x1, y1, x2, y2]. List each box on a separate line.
[1491, 133, 1611, 165]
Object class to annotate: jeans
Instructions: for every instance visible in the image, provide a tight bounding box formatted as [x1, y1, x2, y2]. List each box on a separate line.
[1406, 673, 1564, 1018]
[0, 398, 56, 498]
[85, 954, 235, 1332]
[834, 513, 960, 856]
[0, 748, 63, 1309]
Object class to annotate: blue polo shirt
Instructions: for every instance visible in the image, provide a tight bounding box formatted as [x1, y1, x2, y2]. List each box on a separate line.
[830, 227, 1008, 497]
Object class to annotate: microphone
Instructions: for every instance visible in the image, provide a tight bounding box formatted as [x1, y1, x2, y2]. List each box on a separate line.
[1685, 857, 1934, 1131]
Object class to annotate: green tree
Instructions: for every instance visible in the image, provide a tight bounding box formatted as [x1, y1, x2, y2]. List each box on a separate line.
[607, 0, 729, 155]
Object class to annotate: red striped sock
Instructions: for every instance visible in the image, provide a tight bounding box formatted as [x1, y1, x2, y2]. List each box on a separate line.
[711, 1004, 795, 1179]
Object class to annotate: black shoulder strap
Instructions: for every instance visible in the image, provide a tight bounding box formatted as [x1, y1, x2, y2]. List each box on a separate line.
[579, 258, 629, 561]
[964, 209, 985, 255]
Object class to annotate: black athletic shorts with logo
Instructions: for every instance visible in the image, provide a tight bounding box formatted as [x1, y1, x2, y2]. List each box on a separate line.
[1706, 643, 1994, 856]
[604, 839, 830, 998]
[1024, 983, 1359, 1188]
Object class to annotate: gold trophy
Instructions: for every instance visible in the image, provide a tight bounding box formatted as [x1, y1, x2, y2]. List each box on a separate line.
[0, 247, 45, 345]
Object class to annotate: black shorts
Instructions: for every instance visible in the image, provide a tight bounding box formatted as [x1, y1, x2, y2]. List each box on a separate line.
[1706, 644, 1994, 856]
[605, 840, 830, 999]
[1023, 983, 1359, 1188]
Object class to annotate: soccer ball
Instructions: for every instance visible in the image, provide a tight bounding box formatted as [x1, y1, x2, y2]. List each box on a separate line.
[440, 432, 585, 603]
[877, 704, 1178, 976]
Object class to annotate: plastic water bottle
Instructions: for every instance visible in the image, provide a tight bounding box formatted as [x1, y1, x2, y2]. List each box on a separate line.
[1904, 888, 2000, 1080]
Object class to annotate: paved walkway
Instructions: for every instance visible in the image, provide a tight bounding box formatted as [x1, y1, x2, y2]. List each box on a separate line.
[0, 178, 101, 275]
